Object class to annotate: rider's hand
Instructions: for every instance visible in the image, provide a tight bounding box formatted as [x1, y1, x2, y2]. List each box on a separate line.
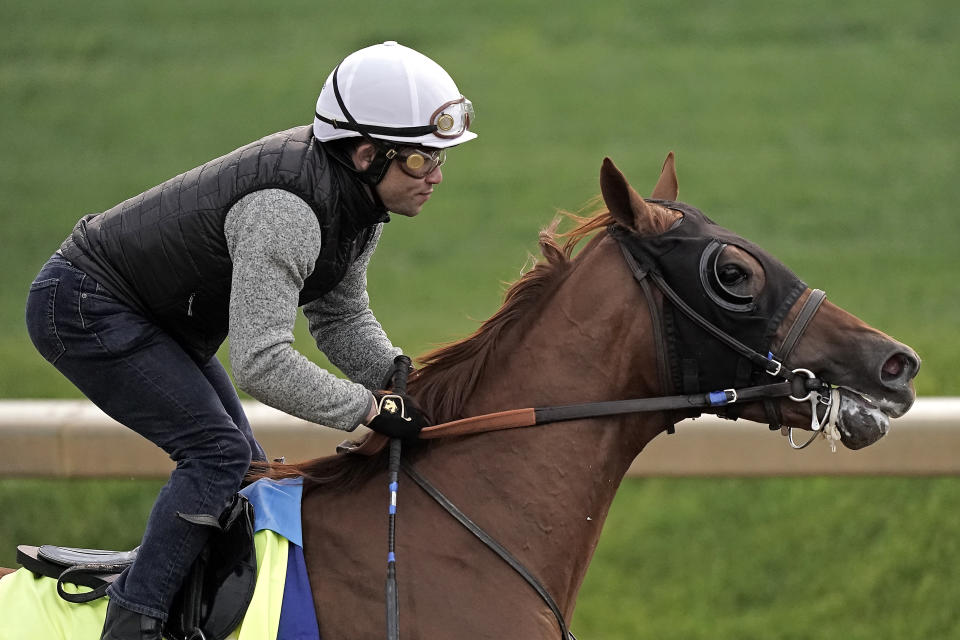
[366, 390, 430, 440]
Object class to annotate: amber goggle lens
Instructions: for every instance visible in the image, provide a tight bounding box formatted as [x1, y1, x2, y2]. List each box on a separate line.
[397, 148, 446, 178]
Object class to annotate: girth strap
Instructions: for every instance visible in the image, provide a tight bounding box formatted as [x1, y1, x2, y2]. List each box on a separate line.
[401, 460, 576, 640]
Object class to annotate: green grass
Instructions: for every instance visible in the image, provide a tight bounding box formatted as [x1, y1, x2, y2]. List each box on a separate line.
[576, 476, 960, 639]
[2, 476, 958, 639]
[1, 0, 958, 396]
[0, 478, 163, 563]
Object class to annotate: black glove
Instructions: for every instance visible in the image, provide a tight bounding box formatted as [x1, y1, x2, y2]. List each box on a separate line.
[367, 390, 430, 440]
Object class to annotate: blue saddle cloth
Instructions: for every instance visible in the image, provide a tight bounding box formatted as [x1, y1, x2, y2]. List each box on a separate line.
[241, 478, 319, 640]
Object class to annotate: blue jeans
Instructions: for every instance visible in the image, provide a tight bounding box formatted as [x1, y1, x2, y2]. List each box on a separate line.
[25, 253, 266, 621]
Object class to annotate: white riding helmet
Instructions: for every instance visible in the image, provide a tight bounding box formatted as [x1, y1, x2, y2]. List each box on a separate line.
[313, 41, 476, 150]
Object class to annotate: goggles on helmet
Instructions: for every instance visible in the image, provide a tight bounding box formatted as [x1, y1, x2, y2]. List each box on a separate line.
[315, 95, 475, 141]
[386, 147, 447, 178]
[430, 97, 475, 139]
[315, 63, 475, 141]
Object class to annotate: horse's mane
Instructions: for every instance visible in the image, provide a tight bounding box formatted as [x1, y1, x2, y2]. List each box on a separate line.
[410, 205, 616, 424]
[247, 205, 616, 491]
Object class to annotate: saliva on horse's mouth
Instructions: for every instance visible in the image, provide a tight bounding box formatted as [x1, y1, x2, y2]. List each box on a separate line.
[836, 389, 890, 450]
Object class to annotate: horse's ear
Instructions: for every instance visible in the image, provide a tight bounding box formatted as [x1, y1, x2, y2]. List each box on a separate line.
[600, 157, 658, 234]
[650, 151, 678, 200]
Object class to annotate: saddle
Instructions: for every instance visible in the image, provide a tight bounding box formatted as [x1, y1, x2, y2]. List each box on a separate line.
[15, 494, 257, 640]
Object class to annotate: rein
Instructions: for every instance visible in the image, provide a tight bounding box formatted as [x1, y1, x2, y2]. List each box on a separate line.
[401, 460, 576, 640]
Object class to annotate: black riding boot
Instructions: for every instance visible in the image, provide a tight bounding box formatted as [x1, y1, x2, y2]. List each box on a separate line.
[100, 599, 164, 640]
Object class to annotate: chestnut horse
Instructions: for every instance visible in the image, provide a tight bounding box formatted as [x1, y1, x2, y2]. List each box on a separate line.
[267, 155, 919, 639]
[0, 156, 919, 639]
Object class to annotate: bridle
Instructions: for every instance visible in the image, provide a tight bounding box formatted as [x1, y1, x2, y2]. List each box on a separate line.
[613, 231, 842, 449]
[375, 213, 845, 640]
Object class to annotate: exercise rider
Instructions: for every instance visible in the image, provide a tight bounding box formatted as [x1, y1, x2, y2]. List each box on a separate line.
[24, 41, 476, 640]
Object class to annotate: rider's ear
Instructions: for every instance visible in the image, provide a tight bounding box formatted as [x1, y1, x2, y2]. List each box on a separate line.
[352, 142, 378, 172]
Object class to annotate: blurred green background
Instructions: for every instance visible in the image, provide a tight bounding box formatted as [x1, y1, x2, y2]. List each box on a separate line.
[2, 0, 958, 637]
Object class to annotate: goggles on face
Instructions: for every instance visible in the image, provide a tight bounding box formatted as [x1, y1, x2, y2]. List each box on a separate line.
[386, 147, 447, 178]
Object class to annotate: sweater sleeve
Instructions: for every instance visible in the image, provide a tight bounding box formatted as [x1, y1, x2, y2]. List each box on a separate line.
[224, 189, 373, 431]
[302, 224, 402, 390]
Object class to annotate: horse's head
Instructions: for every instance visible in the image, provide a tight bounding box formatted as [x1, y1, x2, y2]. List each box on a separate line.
[601, 155, 919, 450]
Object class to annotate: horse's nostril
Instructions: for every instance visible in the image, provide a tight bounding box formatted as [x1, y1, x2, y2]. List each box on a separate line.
[881, 352, 918, 383]
[882, 354, 904, 379]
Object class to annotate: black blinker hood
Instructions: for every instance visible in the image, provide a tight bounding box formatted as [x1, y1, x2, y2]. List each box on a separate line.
[610, 200, 807, 395]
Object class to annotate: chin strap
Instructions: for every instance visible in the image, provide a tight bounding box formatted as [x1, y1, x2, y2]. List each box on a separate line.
[357, 145, 397, 186]
[325, 62, 397, 186]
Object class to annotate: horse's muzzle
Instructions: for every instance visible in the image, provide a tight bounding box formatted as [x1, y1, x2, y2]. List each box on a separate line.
[836, 392, 888, 450]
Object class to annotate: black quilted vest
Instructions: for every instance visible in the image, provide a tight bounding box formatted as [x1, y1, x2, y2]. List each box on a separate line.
[59, 126, 388, 362]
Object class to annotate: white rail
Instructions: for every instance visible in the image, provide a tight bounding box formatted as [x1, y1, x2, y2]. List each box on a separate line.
[0, 398, 957, 477]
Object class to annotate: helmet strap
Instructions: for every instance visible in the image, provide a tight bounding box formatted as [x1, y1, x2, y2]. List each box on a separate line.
[359, 144, 396, 185]
[329, 62, 396, 185]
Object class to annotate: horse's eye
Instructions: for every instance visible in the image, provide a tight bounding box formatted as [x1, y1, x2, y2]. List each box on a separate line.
[717, 264, 747, 287]
[699, 241, 755, 312]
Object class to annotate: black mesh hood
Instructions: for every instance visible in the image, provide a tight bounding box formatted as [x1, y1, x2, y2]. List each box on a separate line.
[610, 200, 807, 394]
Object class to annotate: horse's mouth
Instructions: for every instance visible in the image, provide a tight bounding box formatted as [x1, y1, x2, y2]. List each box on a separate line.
[837, 388, 914, 450]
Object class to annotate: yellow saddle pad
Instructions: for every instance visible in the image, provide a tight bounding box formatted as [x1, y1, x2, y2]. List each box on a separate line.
[0, 530, 288, 640]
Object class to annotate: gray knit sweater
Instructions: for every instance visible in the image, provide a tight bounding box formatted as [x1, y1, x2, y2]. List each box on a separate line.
[224, 188, 401, 431]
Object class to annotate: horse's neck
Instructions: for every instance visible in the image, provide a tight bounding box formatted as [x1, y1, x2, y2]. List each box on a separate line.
[418, 237, 666, 612]
[463, 236, 662, 411]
